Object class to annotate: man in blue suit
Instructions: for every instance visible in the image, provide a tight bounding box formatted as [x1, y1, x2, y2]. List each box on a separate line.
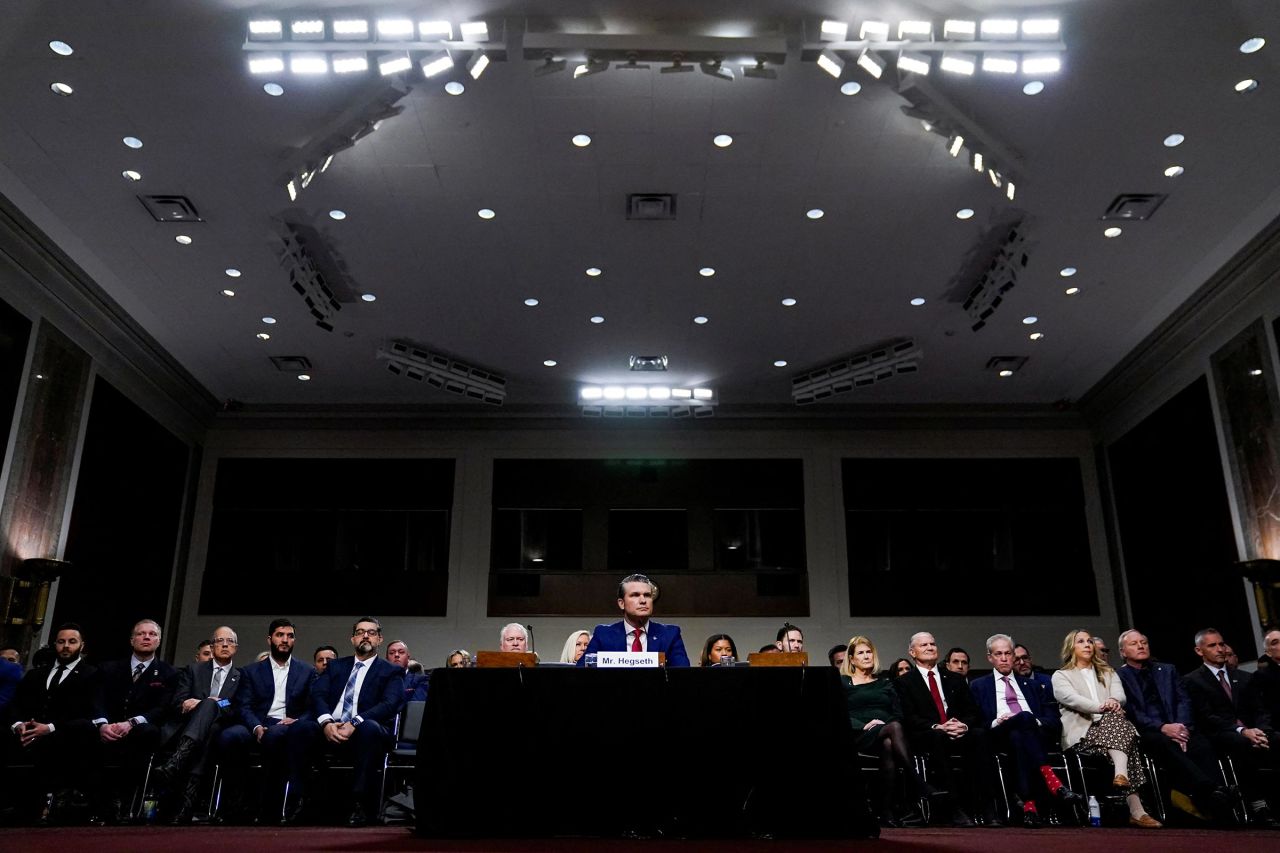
[286, 616, 405, 826]
[971, 634, 1079, 827]
[218, 618, 311, 822]
[578, 574, 690, 667]
[1117, 629, 1232, 822]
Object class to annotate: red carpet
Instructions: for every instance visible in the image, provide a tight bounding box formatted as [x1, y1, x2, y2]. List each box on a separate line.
[0, 826, 1278, 851]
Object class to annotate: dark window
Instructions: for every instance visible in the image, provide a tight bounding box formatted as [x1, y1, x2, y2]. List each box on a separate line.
[491, 509, 583, 570]
[0, 295, 31, 459]
[609, 509, 689, 572]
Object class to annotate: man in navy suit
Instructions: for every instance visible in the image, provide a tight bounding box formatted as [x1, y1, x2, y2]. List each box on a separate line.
[971, 634, 1079, 827]
[578, 574, 691, 667]
[286, 616, 405, 826]
[218, 618, 311, 822]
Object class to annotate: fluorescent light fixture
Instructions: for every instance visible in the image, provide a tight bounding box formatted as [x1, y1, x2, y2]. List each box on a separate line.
[1021, 19, 1061, 38]
[603, 386, 625, 400]
[972, 151, 984, 172]
[574, 58, 609, 78]
[898, 21, 933, 40]
[286, 180, 298, 201]
[625, 387, 647, 400]
[982, 53, 1018, 74]
[948, 134, 965, 156]
[980, 19, 1019, 39]
[581, 387, 603, 401]
[672, 388, 693, 399]
[988, 168, 1002, 187]
[820, 20, 849, 41]
[333, 53, 369, 74]
[420, 50, 453, 78]
[1021, 55, 1061, 75]
[460, 21, 489, 41]
[248, 19, 283, 39]
[290, 19, 324, 39]
[467, 51, 489, 79]
[856, 49, 885, 79]
[860, 21, 889, 41]
[249, 54, 285, 74]
[648, 387, 671, 400]
[419, 21, 453, 39]
[378, 53, 412, 75]
[290, 53, 328, 74]
[701, 60, 734, 81]
[333, 19, 370, 39]
[376, 19, 415, 39]
[940, 52, 976, 75]
[817, 49, 845, 78]
[1005, 181, 1016, 201]
[693, 388, 713, 400]
[320, 154, 334, 172]
[898, 52, 931, 75]
[943, 19, 976, 40]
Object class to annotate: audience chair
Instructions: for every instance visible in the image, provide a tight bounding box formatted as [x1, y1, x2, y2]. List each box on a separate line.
[378, 700, 425, 822]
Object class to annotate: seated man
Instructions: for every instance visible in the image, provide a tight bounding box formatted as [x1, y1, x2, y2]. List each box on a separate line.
[1183, 627, 1278, 826]
[894, 631, 999, 827]
[1011, 644, 1058, 713]
[1116, 629, 1231, 822]
[1090, 636, 1111, 667]
[386, 639, 427, 702]
[828, 644, 847, 671]
[286, 616, 405, 826]
[946, 648, 972, 684]
[499, 623, 530, 653]
[154, 625, 242, 822]
[578, 574, 690, 667]
[970, 634, 1079, 827]
[6, 624, 100, 822]
[193, 640, 213, 664]
[775, 623, 805, 653]
[218, 618, 311, 822]
[1, 646, 22, 665]
[313, 645, 337, 676]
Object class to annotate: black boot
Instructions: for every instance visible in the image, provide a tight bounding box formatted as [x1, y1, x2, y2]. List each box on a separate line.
[168, 775, 201, 825]
[155, 737, 197, 784]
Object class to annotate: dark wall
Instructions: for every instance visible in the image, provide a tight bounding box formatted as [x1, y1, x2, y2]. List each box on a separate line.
[54, 378, 190, 662]
[1108, 377, 1254, 670]
[0, 294, 31, 457]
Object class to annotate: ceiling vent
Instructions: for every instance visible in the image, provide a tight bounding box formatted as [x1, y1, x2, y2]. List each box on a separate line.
[985, 355, 1028, 375]
[1101, 193, 1167, 221]
[138, 195, 203, 222]
[629, 355, 668, 371]
[626, 193, 677, 220]
[269, 355, 312, 372]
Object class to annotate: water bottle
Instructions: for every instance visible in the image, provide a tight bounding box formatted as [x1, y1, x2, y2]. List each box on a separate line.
[584, 653, 598, 668]
[1087, 795, 1101, 827]
[143, 796, 159, 824]
[719, 655, 735, 667]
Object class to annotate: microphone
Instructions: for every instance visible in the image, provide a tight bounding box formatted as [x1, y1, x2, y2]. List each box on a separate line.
[525, 624, 535, 653]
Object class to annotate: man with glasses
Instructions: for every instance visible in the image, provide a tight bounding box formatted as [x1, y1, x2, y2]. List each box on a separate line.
[155, 626, 242, 822]
[1012, 644, 1058, 713]
[286, 616, 405, 826]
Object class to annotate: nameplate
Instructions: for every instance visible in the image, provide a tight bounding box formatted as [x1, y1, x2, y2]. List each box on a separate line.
[597, 651, 660, 668]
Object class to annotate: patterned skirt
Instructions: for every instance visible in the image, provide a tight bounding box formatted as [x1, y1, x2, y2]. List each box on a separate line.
[1076, 711, 1147, 790]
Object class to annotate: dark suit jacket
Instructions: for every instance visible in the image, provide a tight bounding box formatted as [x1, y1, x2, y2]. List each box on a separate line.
[9, 661, 99, 726]
[95, 657, 177, 725]
[233, 656, 312, 730]
[163, 660, 242, 740]
[894, 664, 982, 739]
[1183, 664, 1272, 738]
[308, 655, 405, 726]
[0, 659, 21, 721]
[578, 620, 691, 667]
[1117, 662, 1193, 734]
[970, 670, 1062, 740]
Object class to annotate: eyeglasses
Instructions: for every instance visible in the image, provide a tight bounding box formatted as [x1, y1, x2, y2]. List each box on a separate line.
[212, 638, 238, 645]
[353, 628, 381, 638]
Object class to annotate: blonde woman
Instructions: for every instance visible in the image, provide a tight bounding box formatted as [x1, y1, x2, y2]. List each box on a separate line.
[1051, 629, 1161, 828]
[559, 629, 591, 664]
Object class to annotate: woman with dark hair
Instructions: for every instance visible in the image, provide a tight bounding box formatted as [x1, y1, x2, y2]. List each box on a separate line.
[842, 636, 928, 826]
[887, 657, 912, 679]
[700, 634, 738, 667]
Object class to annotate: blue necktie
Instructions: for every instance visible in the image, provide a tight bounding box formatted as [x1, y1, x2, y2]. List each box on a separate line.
[339, 661, 364, 722]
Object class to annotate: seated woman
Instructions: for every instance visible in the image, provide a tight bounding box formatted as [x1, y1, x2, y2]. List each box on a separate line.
[887, 657, 912, 679]
[1052, 629, 1161, 828]
[444, 649, 471, 668]
[559, 630, 591, 664]
[841, 636, 928, 826]
[700, 634, 738, 667]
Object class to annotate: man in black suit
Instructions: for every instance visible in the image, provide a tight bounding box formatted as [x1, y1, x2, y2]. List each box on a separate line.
[286, 616, 405, 826]
[218, 617, 311, 822]
[895, 631, 999, 827]
[1183, 627, 1278, 826]
[6, 624, 101, 822]
[1116, 629, 1232, 823]
[154, 624, 242, 822]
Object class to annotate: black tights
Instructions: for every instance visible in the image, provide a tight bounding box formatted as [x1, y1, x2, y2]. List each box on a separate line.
[875, 721, 923, 812]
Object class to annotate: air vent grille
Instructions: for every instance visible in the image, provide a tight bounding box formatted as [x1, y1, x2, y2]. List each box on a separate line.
[1101, 194, 1166, 221]
[138, 195, 203, 222]
[626, 193, 677, 220]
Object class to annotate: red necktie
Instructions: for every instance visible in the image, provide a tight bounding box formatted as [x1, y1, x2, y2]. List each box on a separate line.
[632, 628, 642, 652]
[928, 670, 947, 724]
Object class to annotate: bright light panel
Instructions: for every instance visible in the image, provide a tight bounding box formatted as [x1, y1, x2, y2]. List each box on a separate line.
[625, 387, 647, 401]
[980, 19, 1019, 38]
[1022, 19, 1061, 38]
[982, 54, 1018, 74]
[948, 134, 965, 156]
[581, 387, 603, 400]
[248, 20, 283, 38]
[603, 386, 625, 400]
[248, 54, 285, 74]
[419, 21, 453, 39]
[859, 21, 889, 41]
[817, 49, 845, 78]
[333, 53, 369, 74]
[898, 21, 933, 40]
[291, 19, 324, 38]
[940, 52, 976, 75]
[671, 388, 693, 399]
[460, 21, 489, 41]
[820, 20, 848, 41]
[943, 19, 976, 40]
[648, 387, 672, 400]
[420, 51, 453, 78]
[376, 19, 415, 38]
[898, 52, 931, 75]
[693, 389, 713, 400]
[1022, 55, 1061, 75]
[468, 51, 490, 79]
[973, 151, 984, 172]
[379, 54, 412, 75]
[1006, 181, 1016, 201]
[856, 49, 885, 79]
[290, 54, 328, 74]
[333, 20, 370, 39]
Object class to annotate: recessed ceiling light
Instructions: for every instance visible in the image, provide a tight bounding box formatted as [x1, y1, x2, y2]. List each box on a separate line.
[1164, 165, 1185, 177]
[1163, 133, 1185, 147]
[221, 289, 235, 297]
[543, 359, 558, 367]
[50, 82, 73, 96]
[693, 315, 709, 325]
[713, 134, 733, 148]
[1029, 332, 1044, 341]
[910, 297, 926, 306]
[256, 332, 271, 340]
[225, 268, 242, 278]
[586, 267, 602, 277]
[1235, 78, 1259, 93]
[955, 208, 975, 220]
[781, 297, 797, 307]
[1104, 226, 1123, 238]
[263, 82, 284, 96]
[329, 209, 346, 220]
[523, 298, 539, 307]
[1240, 37, 1266, 54]
[1022, 316, 1038, 325]
[806, 208, 824, 220]
[478, 208, 495, 219]
[444, 81, 466, 96]
[122, 170, 141, 182]
[262, 316, 277, 325]
[1022, 80, 1044, 95]
[699, 267, 715, 277]
[49, 40, 73, 56]
[297, 374, 311, 381]
[840, 81, 862, 96]
[123, 136, 143, 149]
[361, 293, 376, 302]
[998, 369, 1014, 378]
[590, 315, 605, 324]
[1065, 287, 1080, 295]
[1059, 267, 1077, 277]
[175, 235, 192, 245]
[773, 360, 788, 367]
[1249, 368, 1264, 376]
[572, 133, 592, 147]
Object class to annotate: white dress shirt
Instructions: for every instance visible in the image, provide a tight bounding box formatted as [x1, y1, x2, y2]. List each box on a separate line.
[622, 618, 648, 653]
[321, 657, 376, 725]
[993, 672, 1033, 726]
[9, 658, 84, 735]
[267, 656, 292, 721]
[916, 663, 948, 715]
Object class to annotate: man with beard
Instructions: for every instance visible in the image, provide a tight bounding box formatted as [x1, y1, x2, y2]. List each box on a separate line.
[286, 616, 405, 826]
[218, 618, 311, 822]
[6, 624, 100, 822]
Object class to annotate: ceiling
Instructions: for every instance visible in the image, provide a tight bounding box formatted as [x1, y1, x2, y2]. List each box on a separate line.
[1, 0, 1277, 414]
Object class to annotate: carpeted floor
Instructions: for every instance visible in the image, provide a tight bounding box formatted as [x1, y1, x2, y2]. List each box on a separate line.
[1, 827, 1278, 852]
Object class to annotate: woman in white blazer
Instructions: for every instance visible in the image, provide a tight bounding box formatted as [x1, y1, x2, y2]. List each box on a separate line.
[1051, 629, 1161, 828]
